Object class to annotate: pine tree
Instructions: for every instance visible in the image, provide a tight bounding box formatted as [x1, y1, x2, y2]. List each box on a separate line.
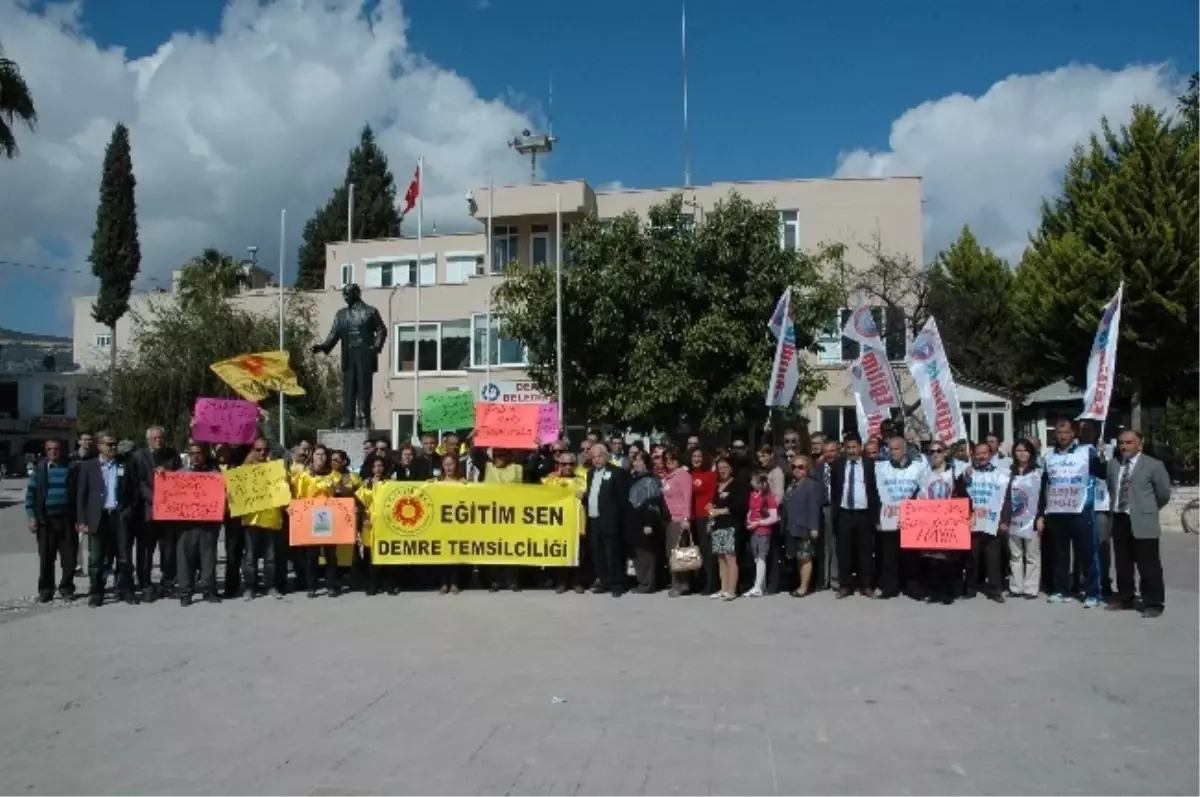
[89, 122, 141, 376]
[296, 125, 402, 289]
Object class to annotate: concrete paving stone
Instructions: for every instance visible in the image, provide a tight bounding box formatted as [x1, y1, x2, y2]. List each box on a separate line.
[0, 491, 1195, 795]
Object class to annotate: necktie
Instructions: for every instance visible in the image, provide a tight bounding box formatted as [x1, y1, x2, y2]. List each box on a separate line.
[1118, 459, 1132, 511]
[823, 464, 832, 502]
[847, 460, 857, 509]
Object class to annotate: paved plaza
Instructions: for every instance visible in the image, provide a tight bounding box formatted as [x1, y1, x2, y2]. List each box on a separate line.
[0, 482, 1196, 795]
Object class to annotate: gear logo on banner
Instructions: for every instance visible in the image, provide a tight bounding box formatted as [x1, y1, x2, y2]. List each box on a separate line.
[479, 382, 501, 402]
[852, 305, 879, 339]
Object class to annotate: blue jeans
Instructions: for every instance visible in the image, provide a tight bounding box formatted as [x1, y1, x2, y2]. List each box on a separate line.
[1048, 512, 1099, 599]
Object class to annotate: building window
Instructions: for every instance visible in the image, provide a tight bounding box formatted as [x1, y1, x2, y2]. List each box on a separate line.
[392, 411, 415, 448]
[365, 257, 435, 288]
[492, 225, 519, 273]
[42, 383, 67, 416]
[820, 306, 906, 363]
[779, 210, 799, 250]
[93, 332, 112, 348]
[470, 313, 527, 367]
[444, 253, 480, 285]
[394, 320, 470, 374]
[974, 412, 1006, 443]
[531, 224, 549, 266]
[340, 263, 354, 287]
[819, 406, 857, 440]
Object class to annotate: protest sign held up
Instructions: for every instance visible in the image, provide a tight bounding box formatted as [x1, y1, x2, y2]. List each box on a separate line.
[899, 498, 971, 550]
[224, 460, 292, 517]
[191, 397, 260, 445]
[473, 402, 538, 449]
[152, 471, 227, 522]
[288, 498, 357, 546]
[420, 389, 476, 431]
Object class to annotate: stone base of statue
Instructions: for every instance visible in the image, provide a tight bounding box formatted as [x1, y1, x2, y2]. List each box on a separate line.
[317, 428, 370, 473]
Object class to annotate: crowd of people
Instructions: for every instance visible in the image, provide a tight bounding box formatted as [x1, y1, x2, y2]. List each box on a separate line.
[23, 416, 1172, 617]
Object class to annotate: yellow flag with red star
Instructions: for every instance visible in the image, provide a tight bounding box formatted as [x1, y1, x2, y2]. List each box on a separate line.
[209, 350, 306, 402]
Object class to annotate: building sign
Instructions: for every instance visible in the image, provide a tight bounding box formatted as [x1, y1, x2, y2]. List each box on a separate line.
[478, 380, 553, 404]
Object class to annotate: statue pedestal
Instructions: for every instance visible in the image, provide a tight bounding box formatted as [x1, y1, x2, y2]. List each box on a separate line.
[317, 428, 370, 473]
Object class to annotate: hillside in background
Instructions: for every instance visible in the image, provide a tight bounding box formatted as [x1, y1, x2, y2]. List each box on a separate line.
[0, 328, 74, 373]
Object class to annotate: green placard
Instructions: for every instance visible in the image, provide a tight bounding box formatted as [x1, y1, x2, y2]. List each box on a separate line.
[420, 389, 476, 431]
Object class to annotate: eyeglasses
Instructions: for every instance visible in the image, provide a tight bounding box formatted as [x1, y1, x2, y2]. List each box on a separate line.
[252, 446, 269, 453]
[99, 440, 116, 447]
[792, 465, 808, 472]
[784, 437, 799, 444]
[558, 461, 575, 467]
[929, 448, 945, 454]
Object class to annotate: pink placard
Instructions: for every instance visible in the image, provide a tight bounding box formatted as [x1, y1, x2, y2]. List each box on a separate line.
[192, 397, 259, 445]
[535, 402, 559, 445]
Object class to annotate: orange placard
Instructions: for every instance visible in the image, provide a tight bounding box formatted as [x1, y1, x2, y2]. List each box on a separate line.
[474, 402, 538, 449]
[287, 498, 357, 546]
[152, 471, 226, 522]
[899, 498, 971, 550]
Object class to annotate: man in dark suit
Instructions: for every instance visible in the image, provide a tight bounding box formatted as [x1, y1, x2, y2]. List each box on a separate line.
[583, 443, 631, 597]
[815, 438, 841, 590]
[1105, 430, 1172, 618]
[829, 432, 881, 598]
[131, 425, 180, 602]
[75, 430, 138, 606]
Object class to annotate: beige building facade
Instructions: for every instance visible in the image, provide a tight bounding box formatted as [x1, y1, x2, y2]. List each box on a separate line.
[72, 175, 929, 446]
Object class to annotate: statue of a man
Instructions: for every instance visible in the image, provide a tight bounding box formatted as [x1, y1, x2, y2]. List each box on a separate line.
[311, 284, 387, 429]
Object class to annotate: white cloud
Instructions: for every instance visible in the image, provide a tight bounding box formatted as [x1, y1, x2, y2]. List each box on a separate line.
[834, 63, 1186, 263]
[0, 0, 534, 325]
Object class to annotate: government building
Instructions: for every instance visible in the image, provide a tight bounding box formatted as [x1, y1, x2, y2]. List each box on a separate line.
[69, 175, 989, 447]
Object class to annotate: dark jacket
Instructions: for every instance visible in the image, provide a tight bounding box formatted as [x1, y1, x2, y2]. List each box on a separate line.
[782, 477, 824, 537]
[583, 463, 631, 537]
[828, 456, 881, 526]
[626, 471, 666, 549]
[75, 455, 137, 533]
[132, 446, 180, 522]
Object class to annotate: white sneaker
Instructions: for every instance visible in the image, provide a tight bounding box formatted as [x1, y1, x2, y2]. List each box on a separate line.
[744, 588, 764, 598]
[710, 591, 725, 600]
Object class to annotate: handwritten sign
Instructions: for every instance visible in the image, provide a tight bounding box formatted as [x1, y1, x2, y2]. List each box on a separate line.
[474, 402, 538, 449]
[152, 471, 226, 522]
[192, 397, 259, 445]
[899, 498, 970, 550]
[224, 459, 292, 517]
[421, 389, 476, 431]
[288, 498, 356, 546]
[535, 402, 559, 445]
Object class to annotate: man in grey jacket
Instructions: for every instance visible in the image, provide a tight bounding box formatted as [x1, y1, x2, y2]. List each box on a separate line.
[1104, 430, 1171, 617]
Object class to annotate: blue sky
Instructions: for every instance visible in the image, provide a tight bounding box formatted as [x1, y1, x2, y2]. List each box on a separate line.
[2, 0, 1197, 338]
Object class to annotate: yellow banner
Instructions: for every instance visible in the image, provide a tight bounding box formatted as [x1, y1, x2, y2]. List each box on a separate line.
[372, 482, 580, 566]
[224, 460, 292, 517]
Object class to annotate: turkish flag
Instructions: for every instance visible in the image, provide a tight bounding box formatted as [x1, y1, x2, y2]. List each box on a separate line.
[402, 163, 420, 215]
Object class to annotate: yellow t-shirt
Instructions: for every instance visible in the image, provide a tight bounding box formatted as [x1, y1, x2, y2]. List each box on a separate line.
[484, 462, 523, 484]
[543, 474, 586, 535]
[355, 479, 389, 549]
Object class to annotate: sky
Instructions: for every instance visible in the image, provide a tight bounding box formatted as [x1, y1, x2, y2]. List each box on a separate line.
[0, 0, 1196, 338]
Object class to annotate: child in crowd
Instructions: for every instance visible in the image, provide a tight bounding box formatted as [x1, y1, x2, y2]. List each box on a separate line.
[744, 472, 779, 597]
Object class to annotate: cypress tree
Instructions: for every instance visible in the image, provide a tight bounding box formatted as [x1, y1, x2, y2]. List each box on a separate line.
[296, 125, 402, 290]
[89, 122, 141, 376]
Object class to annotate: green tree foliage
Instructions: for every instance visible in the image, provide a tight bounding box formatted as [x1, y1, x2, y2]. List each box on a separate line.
[296, 124, 402, 289]
[176, 248, 249, 310]
[88, 122, 141, 375]
[927, 225, 1022, 388]
[1178, 72, 1198, 147]
[0, 42, 37, 159]
[493, 193, 843, 432]
[1153, 398, 1199, 462]
[78, 292, 340, 449]
[1013, 106, 1199, 425]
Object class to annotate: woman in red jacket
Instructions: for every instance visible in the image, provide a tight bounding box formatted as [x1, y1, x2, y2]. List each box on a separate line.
[688, 447, 718, 596]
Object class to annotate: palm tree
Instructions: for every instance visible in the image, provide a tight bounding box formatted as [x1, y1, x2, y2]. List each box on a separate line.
[0, 42, 38, 159]
[177, 248, 250, 309]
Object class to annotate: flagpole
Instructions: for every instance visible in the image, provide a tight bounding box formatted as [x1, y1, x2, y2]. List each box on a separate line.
[486, 180, 493, 387]
[413, 157, 423, 443]
[348, 183, 354, 246]
[277, 208, 286, 448]
[555, 192, 564, 428]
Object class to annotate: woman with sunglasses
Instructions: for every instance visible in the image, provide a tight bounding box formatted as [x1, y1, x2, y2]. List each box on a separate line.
[917, 441, 968, 604]
[238, 437, 287, 601]
[782, 455, 824, 597]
